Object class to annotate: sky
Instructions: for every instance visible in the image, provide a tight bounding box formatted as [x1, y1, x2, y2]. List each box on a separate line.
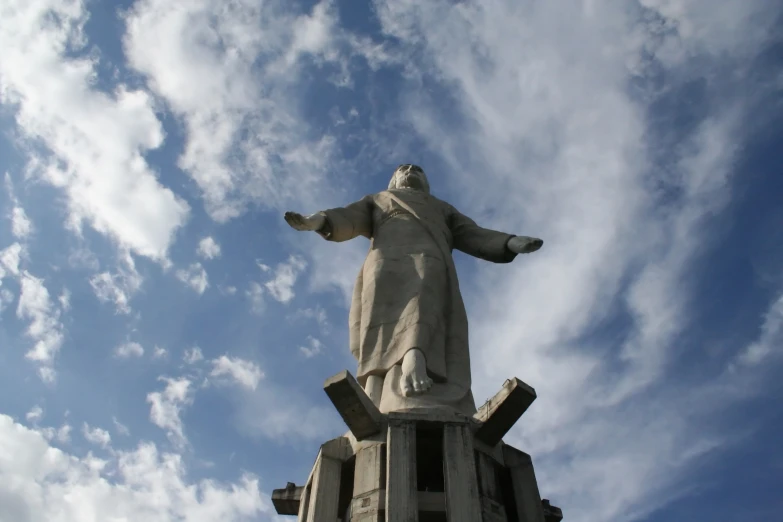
[0, 0, 781, 520]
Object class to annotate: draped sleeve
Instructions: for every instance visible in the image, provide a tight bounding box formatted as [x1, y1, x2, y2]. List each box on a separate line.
[316, 195, 374, 242]
[448, 206, 517, 263]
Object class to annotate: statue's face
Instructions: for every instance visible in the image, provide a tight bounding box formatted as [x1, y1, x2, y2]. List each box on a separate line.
[391, 164, 429, 192]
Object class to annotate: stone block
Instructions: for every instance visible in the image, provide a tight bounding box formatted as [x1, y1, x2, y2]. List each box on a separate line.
[475, 378, 537, 447]
[271, 482, 303, 516]
[503, 445, 545, 522]
[324, 371, 383, 440]
[443, 423, 483, 522]
[386, 419, 417, 522]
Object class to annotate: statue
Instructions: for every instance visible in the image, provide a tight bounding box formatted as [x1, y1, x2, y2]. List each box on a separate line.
[285, 164, 543, 415]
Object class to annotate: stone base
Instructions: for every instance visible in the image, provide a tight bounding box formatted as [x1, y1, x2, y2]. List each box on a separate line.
[271, 372, 563, 522]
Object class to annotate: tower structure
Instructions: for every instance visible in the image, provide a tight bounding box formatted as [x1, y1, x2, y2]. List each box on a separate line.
[272, 371, 564, 522]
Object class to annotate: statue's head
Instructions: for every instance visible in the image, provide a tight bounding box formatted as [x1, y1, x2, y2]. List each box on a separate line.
[388, 164, 430, 193]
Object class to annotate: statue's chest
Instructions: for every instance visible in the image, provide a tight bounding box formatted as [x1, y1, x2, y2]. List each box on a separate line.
[373, 191, 453, 248]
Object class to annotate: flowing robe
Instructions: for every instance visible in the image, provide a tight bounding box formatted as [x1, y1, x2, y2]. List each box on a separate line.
[318, 188, 517, 414]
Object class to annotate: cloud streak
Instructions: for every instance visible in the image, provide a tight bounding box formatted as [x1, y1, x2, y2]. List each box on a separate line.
[0, 0, 189, 261]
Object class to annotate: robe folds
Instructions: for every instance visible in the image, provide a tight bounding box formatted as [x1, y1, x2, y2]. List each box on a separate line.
[318, 188, 517, 414]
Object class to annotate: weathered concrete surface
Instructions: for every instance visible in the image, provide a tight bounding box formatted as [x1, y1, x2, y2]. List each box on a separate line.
[320, 435, 354, 461]
[503, 445, 546, 522]
[443, 423, 483, 522]
[386, 419, 417, 522]
[475, 378, 537, 447]
[351, 442, 385, 522]
[307, 455, 342, 522]
[324, 371, 382, 440]
[271, 482, 303, 516]
[542, 499, 564, 522]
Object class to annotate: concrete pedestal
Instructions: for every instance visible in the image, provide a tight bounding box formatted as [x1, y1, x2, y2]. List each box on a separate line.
[271, 372, 563, 522]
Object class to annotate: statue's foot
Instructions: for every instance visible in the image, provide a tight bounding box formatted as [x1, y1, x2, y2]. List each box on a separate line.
[400, 348, 433, 397]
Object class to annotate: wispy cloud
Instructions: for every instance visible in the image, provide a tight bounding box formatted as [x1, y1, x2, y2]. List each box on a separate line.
[25, 405, 43, 424]
[115, 342, 145, 359]
[197, 237, 222, 260]
[210, 356, 264, 391]
[175, 262, 209, 294]
[10, 206, 32, 239]
[299, 336, 324, 359]
[732, 293, 783, 369]
[89, 251, 143, 315]
[82, 422, 112, 449]
[113, 417, 131, 437]
[17, 271, 65, 383]
[245, 282, 265, 315]
[263, 255, 307, 304]
[0, 0, 189, 261]
[183, 347, 204, 364]
[123, 0, 349, 221]
[147, 377, 193, 449]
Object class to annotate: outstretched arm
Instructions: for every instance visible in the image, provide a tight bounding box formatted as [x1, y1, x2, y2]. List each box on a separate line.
[284, 195, 374, 242]
[449, 208, 543, 263]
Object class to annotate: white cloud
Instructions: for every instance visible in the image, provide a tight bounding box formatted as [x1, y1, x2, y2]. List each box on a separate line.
[115, 341, 145, 359]
[733, 293, 783, 368]
[183, 347, 204, 364]
[264, 255, 307, 303]
[152, 345, 168, 359]
[210, 356, 264, 391]
[0, 415, 267, 521]
[123, 0, 361, 222]
[299, 336, 323, 359]
[245, 282, 265, 315]
[0, 288, 14, 314]
[82, 423, 112, 449]
[58, 289, 71, 312]
[40, 422, 73, 445]
[291, 306, 330, 332]
[10, 206, 32, 239]
[112, 417, 131, 437]
[25, 406, 43, 423]
[16, 271, 64, 382]
[175, 262, 209, 294]
[0, 243, 23, 277]
[0, 0, 190, 260]
[89, 251, 143, 314]
[147, 377, 193, 449]
[197, 236, 221, 260]
[68, 246, 100, 271]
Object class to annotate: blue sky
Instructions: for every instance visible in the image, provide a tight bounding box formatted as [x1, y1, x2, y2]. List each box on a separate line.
[0, 0, 781, 520]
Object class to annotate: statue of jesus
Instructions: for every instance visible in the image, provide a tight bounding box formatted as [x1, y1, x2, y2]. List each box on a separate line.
[285, 165, 543, 415]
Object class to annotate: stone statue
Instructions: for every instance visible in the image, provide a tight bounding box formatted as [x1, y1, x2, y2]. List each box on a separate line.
[285, 165, 543, 415]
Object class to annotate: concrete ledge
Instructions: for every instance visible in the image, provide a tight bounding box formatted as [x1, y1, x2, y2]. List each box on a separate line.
[324, 370, 383, 440]
[474, 378, 537, 446]
[388, 407, 477, 426]
[542, 499, 564, 522]
[271, 482, 303, 515]
[321, 435, 354, 461]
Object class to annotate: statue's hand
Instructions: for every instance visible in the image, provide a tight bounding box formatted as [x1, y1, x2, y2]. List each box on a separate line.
[507, 236, 544, 254]
[284, 211, 325, 232]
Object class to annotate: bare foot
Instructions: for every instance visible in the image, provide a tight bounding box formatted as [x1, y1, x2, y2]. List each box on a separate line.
[400, 348, 433, 397]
